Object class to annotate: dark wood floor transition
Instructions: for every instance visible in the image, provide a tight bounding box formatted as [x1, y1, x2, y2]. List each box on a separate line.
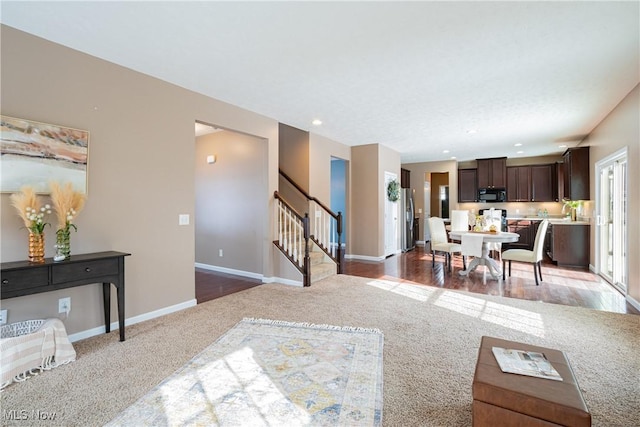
[196, 246, 638, 315]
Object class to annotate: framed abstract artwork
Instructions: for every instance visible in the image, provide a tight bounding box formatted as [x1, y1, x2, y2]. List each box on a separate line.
[0, 116, 89, 194]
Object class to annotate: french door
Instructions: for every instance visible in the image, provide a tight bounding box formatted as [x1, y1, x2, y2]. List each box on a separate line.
[596, 148, 627, 293]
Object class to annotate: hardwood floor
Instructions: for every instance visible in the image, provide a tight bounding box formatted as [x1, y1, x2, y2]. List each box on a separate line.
[195, 247, 639, 315]
[195, 268, 261, 303]
[343, 245, 639, 315]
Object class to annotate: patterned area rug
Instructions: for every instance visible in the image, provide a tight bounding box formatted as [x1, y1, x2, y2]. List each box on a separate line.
[107, 318, 384, 426]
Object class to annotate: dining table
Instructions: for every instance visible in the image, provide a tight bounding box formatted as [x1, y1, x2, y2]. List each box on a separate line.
[448, 230, 519, 279]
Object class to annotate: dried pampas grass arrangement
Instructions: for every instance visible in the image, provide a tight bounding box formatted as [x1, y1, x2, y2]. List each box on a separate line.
[9, 186, 51, 234]
[49, 182, 86, 230]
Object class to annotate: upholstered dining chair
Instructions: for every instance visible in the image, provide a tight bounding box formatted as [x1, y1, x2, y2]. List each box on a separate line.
[428, 216, 465, 272]
[502, 219, 549, 285]
[450, 210, 470, 234]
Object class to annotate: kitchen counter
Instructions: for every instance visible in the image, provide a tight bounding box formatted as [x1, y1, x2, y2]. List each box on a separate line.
[506, 217, 589, 225]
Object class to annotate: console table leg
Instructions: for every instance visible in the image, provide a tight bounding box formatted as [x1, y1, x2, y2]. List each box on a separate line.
[102, 282, 111, 333]
[117, 285, 125, 342]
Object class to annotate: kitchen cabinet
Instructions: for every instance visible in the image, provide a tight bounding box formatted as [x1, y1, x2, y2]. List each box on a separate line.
[458, 168, 478, 202]
[554, 162, 564, 202]
[506, 164, 556, 202]
[531, 164, 554, 202]
[507, 166, 531, 202]
[401, 168, 410, 188]
[506, 220, 537, 250]
[477, 157, 507, 189]
[563, 147, 589, 200]
[545, 223, 589, 267]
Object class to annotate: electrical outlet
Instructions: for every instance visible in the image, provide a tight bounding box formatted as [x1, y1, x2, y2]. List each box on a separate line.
[58, 297, 71, 314]
[219, 249, 223, 257]
[0, 309, 7, 325]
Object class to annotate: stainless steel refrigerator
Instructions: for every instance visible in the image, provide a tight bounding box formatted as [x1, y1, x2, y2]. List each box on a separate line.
[400, 188, 415, 252]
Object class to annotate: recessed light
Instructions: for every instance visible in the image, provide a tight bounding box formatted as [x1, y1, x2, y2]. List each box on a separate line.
[443, 150, 450, 154]
[466, 129, 477, 134]
[559, 144, 567, 148]
[312, 119, 322, 126]
[514, 143, 522, 147]
[451, 156, 457, 160]
[517, 150, 524, 154]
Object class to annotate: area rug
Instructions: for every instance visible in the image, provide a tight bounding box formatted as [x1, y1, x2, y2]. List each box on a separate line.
[106, 318, 384, 427]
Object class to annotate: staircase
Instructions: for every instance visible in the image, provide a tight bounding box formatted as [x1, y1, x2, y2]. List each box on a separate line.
[309, 243, 338, 283]
[273, 170, 343, 286]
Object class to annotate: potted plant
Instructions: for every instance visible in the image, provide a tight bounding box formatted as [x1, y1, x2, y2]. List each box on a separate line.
[563, 200, 582, 221]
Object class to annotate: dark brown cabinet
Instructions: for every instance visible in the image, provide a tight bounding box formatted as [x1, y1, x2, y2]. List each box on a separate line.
[506, 220, 536, 250]
[458, 168, 478, 202]
[506, 164, 556, 202]
[531, 164, 554, 202]
[401, 168, 410, 189]
[507, 166, 531, 202]
[477, 157, 507, 189]
[545, 223, 589, 267]
[563, 147, 590, 200]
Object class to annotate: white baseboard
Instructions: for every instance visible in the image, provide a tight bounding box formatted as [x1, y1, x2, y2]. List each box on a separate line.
[626, 295, 640, 312]
[345, 254, 386, 262]
[195, 263, 263, 280]
[416, 240, 425, 246]
[67, 298, 198, 343]
[262, 276, 303, 287]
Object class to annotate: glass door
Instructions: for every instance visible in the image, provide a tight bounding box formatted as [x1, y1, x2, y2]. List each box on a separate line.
[597, 149, 627, 293]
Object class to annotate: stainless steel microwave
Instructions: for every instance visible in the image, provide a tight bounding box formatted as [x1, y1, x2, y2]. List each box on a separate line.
[478, 188, 506, 202]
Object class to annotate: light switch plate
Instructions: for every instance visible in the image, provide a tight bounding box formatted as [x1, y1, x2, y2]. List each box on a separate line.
[179, 214, 190, 225]
[0, 309, 7, 325]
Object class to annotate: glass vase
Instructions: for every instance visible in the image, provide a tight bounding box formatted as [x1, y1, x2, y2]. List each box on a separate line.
[55, 227, 71, 260]
[28, 232, 45, 263]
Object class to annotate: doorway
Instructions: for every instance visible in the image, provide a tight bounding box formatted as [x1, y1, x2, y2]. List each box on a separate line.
[384, 171, 398, 257]
[330, 157, 348, 251]
[596, 148, 628, 294]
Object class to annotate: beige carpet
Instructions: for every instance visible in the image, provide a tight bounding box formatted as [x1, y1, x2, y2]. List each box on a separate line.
[2, 274, 639, 426]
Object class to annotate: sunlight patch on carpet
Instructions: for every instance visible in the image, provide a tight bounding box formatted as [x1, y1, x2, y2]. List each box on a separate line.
[106, 318, 383, 427]
[434, 291, 545, 337]
[366, 279, 437, 302]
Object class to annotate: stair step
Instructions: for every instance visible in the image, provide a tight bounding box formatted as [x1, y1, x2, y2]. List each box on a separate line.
[309, 251, 325, 266]
[311, 262, 337, 283]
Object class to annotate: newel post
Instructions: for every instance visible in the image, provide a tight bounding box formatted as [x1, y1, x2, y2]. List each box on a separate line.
[303, 213, 311, 287]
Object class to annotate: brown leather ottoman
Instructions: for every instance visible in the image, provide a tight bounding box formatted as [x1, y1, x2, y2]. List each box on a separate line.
[473, 336, 591, 426]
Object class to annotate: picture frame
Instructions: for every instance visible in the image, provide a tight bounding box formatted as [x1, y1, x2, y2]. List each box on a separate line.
[1, 115, 89, 194]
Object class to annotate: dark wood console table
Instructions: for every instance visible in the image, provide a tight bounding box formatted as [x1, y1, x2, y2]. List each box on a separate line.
[1, 251, 131, 341]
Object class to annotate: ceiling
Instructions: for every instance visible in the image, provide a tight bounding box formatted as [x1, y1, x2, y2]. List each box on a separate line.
[1, 1, 638, 163]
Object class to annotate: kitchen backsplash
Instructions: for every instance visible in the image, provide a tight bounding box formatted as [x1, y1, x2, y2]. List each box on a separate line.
[457, 201, 593, 219]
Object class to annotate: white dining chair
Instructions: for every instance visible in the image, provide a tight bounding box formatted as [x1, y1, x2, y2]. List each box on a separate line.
[502, 220, 549, 285]
[450, 210, 470, 233]
[450, 210, 470, 266]
[483, 209, 503, 258]
[428, 217, 464, 272]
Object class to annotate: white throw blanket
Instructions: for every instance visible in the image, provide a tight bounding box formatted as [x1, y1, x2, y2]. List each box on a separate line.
[1, 318, 76, 389]
[461, 233, 484, 257]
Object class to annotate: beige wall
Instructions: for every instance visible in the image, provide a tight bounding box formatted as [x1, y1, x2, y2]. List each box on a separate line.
[0, 26, 279, 336]
[584, 84, 639, 304]
[309, 133, 351, 206]
[195, 131, 266, 274]
[279, 123, 309, 191]
[350, 145, 379, 257]
[351, 143, 402, 258]
[378, 145, 402, 256]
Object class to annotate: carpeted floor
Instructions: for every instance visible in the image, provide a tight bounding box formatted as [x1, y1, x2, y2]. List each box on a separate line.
[2, 274, 639, 426]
